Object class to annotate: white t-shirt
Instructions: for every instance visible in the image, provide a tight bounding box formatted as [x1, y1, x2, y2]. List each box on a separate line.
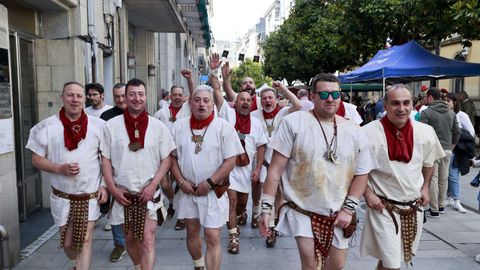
[101, 115, 176, 192]
[218, 103, 268, 192]
[85, 104, 113, 118]
[457, 110, 475, 136]
[26, 114, 105, 194]
[271, 112, 377, 215]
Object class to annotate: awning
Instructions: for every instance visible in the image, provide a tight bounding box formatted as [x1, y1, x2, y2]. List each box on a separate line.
[340, 83, 383, 92]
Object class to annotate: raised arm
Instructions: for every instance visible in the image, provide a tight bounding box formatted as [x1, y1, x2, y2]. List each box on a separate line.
[221, 61, 236, 102]
[210, 74, 224, 110]
[272, 81, 302, 113]
[181, 69, 195, 96]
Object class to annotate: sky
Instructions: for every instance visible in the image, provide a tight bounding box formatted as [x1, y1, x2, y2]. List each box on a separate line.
[210, 0, 274, 41]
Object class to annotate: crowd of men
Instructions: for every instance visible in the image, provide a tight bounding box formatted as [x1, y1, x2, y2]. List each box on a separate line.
[32, 52, 480, 270]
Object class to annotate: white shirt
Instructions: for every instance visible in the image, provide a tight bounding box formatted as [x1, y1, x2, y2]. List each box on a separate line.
[154, 103, 191, 130]
[300, 97, 314, 111]
[343, 102, 363, 125]
[158, 99, 169, 110]
[85, 104, 113, 118]
[271, 112, 377, 215]
[26, 114, 105, 194]
[456, 111, 475, 136]
[101, 115, 176, 192]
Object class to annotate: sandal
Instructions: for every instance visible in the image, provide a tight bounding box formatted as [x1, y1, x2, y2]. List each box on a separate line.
[175, 219, 185, 230]
[228, 233, 240, 254]
[265, 228, 277, 248]
[251, 215, 259, 228]
[237, 211, 247, 226]
[167, 204, 175, 219]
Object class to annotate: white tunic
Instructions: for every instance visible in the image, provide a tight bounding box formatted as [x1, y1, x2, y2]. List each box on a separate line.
[85, 104, 113, 118]
[101, 115, 176, 192]
[154, 103, 191, 130]
[26, 114, 105, 227]
[251, 106, 290, 182]
[343, 102, 363, 125]
[218, 104, 268, 193]
[172, 116, 244, 228]
[360, 120, 445, 268]
[271, 111, 377, 248]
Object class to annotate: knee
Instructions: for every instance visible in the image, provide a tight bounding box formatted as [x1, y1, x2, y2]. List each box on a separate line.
[142, 232, 155, 252]
[204, 231, 221, 247]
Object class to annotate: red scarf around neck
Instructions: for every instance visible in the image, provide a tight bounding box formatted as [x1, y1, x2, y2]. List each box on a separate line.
[169, 104, 181, 119]
[59, 107, 88, 151]
[263, 105, 280, 119]
[336, 100, 346, 117]
[380, 116, 414, 163]
[235, 111, 251, 134]
[124, 109, 149, 149]
[190, 111, 215, 129]
[251, 95, 258, 111]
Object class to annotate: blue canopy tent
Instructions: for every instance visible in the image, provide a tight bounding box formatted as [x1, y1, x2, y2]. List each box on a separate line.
[338, 40, 480, 94]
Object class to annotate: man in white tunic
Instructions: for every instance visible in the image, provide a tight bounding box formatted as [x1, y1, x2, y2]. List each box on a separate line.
[260, 73, 377, 270]
[101, 78, 176, 270]
[360, 84, 445, 270]
[251, 83, 302, 247]
[170, 85, 244, 270]
[212, 74, 268, 254]
[26, 82, 108, 270]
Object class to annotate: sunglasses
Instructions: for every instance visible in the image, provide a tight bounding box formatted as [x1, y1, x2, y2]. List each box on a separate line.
[314, 91, 341, 100]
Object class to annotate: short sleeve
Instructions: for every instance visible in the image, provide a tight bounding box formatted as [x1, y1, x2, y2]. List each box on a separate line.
[255, 119, 269, 147]
[217, 102, 236, 126]
[270, 117, 294, 158]
[100, 124, 112, 159]
[158, 122, 177, 160]
[26, 122, 48, 157]
[354, 127, 379, 175]
[221, 122, 244, 159]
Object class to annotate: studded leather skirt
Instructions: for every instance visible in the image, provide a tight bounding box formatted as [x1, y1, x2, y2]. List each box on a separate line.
[52, 186, 97, 251]
[124, 193, 148, 241]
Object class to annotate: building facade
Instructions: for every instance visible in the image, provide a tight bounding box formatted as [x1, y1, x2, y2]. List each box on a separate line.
[0, 0, 212, 266]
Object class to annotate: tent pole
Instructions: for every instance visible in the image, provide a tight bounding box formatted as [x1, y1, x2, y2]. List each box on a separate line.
[382, 78, 386, 97]
[350, 83, 353, 101]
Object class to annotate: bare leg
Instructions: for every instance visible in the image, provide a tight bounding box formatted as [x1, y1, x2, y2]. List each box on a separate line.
[185, 219, 203, 260]
[376, 261, 400, 270]
[295, 236, 317, 270]
[140, 216, 157, 270]
[61, 220, 96, 270]
[124, 224, 142, 265]
[251, 181, 262, 215]
[236, 192, 249, 218]
[227, 189, 237, 229]
[323, 246, 347, 270]
[204, 227, 222, 270]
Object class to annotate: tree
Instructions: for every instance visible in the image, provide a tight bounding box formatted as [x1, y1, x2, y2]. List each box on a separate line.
[230, 58, 272, 92]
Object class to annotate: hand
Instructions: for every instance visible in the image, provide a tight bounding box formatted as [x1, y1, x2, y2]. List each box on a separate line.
[334, 209, 353, 228]
[97, 187, 108, 204]
[181, 69, 192, 79]
[209, 75, 220, 91]
[259, 213, 271, 237]
[272, 81, 283, 90]
[195, 181, 211, 196]
[58, 163, 80, 176]
[209, 53, 222, 70]
[251, 167, 261, 183]
[420, 187, 430, 207]
[179, 179, 196, 195]
[140, 183, 156, 203]
[110, 186, 131, 206]
[364, 192, 384, 212]
[221, 61, 232, 80]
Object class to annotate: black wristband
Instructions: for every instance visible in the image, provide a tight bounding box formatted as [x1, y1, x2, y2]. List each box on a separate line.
[206, 178, 215, 188]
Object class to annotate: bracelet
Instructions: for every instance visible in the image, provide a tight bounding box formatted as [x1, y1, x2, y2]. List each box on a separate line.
[209, 68, 219, 76]
[205, 180, 213, 190]
[206, 178, 215, 189]
[342, 195, 359, 212]
[260, 193, 275, 214]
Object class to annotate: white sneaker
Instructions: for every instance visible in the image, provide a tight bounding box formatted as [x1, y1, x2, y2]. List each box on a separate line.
[103, 219, 112, 231]
[446, 197, 454, 206]
[475, 254, 480, 263]
[454, 200, 467, 213]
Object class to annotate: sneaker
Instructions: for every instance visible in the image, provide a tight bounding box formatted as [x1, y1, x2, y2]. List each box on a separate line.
[445, 197, 454, 206]
[475, 254, 480, 263]
[425, 209, 439, 219]
[174, 219, 185, 230]
[454, 200, 467, 213]
[110, 245, 126, 262]
[103, 220, 112, 231]
[438, 207, 445, 214]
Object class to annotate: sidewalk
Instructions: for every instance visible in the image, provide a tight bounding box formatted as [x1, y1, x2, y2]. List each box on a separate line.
[14, 169, 480, 270]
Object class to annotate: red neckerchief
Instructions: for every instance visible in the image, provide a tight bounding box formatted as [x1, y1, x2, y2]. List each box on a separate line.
[169, 104, 181, 119]
[262, 105, 280, 119]
[59, 107, 88, 151]
[235, 111, 251, 134]
[251, 95, 258, 111]
[336, 100, 346, 117]
[124, 109, 149, 149]
[380, 116, 414, 163]
[190, 111, 215, 129]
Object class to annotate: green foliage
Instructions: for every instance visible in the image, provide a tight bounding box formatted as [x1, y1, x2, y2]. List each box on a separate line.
[262, 0, 480, 83]
[230, 59, 272, 92]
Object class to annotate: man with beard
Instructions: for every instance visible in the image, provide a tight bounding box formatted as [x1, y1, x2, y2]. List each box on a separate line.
[259, 73, 376, 269]
[26, 82, 108, 270]
[101, 78, 176, 270]
[211, 74, 268, 254]
[361, 84, 444, 269]
[251, 82, 302, 247]
[85, 83, 113, 117]
[170, 84, 244, 270]
[99, 83, 129, 263]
